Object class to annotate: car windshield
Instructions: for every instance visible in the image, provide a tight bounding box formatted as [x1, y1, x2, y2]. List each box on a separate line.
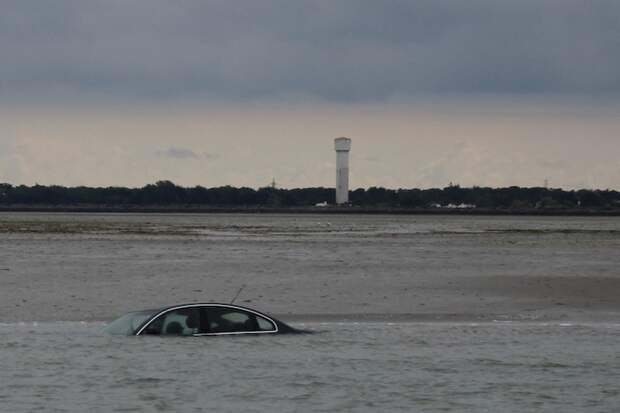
[103, 310, 158, 335]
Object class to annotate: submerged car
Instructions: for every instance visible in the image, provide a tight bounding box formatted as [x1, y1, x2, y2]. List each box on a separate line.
[103, 303, 303, 336]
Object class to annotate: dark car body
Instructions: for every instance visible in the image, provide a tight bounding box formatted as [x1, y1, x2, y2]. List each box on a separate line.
[103, 303, 302, 336]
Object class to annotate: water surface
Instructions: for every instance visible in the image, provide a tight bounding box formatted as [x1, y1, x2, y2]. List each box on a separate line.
[1, 213, 620, 411]
[1, 321, 619, 412]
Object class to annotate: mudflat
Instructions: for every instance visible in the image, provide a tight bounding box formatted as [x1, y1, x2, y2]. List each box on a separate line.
[1, 212, 619, 322]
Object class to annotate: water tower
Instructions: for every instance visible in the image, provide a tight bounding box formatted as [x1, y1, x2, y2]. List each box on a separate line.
[334, 137, 351, 204]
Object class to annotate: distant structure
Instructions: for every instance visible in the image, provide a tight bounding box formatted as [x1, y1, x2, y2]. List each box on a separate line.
[334, 137, 352, 204]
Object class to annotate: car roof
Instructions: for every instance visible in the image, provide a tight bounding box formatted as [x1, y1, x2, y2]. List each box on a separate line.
[152, 302, 274, 318]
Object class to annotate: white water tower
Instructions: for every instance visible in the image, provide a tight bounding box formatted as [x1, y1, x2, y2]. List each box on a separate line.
[334, 137, 351, 204]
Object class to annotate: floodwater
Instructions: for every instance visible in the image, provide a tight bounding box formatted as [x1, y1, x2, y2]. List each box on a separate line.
[1, 213, 620, 411]
[2, 321, 620, 412]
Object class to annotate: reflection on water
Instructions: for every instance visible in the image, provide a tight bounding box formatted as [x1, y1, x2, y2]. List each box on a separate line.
[1, 321, 620, 412]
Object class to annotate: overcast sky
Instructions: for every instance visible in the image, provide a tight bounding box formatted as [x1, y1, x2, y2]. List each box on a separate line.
[2, 1, 619, 189]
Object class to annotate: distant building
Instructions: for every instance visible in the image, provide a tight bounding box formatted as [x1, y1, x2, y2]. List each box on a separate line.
[334, 137, 351, 204]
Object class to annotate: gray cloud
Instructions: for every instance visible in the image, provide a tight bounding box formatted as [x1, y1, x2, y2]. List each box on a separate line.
[537, 159, 570, 170]
[203, 152, 220, 161]
[156, 147, 199, 160]
[1, 1, 620, 103]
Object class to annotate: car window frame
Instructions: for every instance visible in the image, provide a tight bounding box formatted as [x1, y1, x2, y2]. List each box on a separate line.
[135, 304, 278, 336]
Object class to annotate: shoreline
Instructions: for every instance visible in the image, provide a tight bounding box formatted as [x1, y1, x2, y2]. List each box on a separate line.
[1, 205, 620, 216]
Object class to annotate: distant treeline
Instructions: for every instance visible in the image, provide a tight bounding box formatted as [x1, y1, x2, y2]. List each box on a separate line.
[0, 181, 619, 210]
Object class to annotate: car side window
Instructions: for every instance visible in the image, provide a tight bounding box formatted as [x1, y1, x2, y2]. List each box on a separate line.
[256, 316, 275, 331]
[204, 307, 276, 333]
[142, 308, 201, 336]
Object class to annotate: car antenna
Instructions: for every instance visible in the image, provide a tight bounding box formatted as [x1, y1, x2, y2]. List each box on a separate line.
[230, 284, 246, 305]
